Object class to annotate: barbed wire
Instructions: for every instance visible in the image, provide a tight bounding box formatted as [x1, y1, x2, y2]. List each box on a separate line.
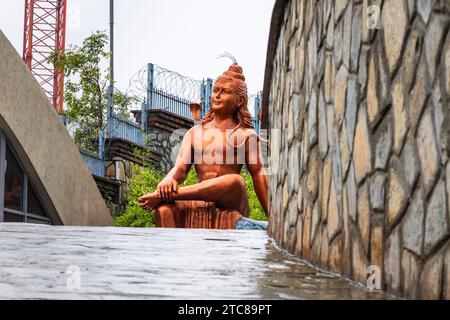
[125, 66, 148, 103]
[125, 64, 205, 104]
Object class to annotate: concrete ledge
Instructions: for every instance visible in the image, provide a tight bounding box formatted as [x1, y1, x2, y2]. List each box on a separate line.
[0, 31, 113, 226]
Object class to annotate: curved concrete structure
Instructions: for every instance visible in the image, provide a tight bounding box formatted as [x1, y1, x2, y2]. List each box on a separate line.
[0, 31, 113, 226]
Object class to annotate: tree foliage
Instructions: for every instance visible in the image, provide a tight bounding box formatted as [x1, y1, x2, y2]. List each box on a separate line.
[49, 31, 135, 152]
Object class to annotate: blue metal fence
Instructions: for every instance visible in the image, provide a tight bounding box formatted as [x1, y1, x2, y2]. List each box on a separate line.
[252, 117, 260, 133]
[200, 78, 213, 117]
[80, 150, 105, 177]
[150, 89, 193, 119]
[144, 63, 213, 122]
[109, 115, 145, 146]
[250, 93, 262, 133]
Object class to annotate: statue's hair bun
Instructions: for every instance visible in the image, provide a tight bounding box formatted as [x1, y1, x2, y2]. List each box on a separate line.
[222, 63, 246, 82]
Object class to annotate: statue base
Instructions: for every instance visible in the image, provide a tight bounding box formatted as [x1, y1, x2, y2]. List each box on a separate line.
[155, 200, 243, 229]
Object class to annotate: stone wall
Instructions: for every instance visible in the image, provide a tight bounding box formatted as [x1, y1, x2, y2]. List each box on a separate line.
[103, 137, 162, 208]
[148, 129, 185, 173]
[266, 0, 450, 299]
[133, 110, 193, 174]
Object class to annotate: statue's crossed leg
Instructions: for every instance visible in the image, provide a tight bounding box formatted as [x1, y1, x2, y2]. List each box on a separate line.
[140, 174, 249, 229]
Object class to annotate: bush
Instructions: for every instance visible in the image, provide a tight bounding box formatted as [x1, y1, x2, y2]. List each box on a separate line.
[241, 170, 267, 221]
[113, 164, 162, 227]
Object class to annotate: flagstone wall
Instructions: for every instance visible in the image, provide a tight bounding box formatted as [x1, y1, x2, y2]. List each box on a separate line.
[265, 0, 450, 299]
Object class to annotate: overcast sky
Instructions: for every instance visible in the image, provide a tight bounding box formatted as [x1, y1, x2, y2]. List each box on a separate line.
[0, 0, 275, 112]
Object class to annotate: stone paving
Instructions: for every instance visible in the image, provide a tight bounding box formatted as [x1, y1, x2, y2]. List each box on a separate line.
[0, 224, 394, 299]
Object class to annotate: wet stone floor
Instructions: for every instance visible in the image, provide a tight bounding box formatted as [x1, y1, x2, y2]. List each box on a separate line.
[0, 223, 395, 299]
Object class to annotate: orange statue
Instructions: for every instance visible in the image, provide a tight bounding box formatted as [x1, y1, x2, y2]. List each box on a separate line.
[138, 58, 269, 229]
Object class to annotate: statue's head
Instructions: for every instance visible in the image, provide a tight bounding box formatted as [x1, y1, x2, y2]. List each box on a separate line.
[202, 63, 253, 129]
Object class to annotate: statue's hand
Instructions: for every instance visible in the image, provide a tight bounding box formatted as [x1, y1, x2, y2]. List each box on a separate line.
[138, 192, 161, 212]
[157, 177, 178, 202]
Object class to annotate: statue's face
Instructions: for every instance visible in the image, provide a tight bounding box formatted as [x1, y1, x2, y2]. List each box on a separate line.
[211, 81, 240, 113]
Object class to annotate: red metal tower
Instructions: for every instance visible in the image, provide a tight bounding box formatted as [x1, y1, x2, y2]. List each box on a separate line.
[23, 0, 67, 114]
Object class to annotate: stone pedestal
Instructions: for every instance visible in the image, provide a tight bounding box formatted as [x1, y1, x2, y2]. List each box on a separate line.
[155, 201, 241, 229]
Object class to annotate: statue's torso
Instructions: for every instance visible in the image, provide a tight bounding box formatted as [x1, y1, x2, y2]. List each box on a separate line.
[189, 124, 252, 182]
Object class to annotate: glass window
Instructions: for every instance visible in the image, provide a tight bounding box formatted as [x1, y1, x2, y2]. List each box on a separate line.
[4, 145, 23, 211]
[4, 212, 24, 223]
[27, 182, 45, 216]
[1, 132, 51, 225]
[27, 218, 48, 225]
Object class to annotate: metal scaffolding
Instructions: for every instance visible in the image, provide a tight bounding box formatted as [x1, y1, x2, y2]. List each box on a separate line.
[23, 0, 67, 114]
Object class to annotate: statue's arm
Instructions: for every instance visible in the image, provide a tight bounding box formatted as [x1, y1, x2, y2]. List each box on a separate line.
[245, 133, 269, 217]
[157, 129, 193, 201]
